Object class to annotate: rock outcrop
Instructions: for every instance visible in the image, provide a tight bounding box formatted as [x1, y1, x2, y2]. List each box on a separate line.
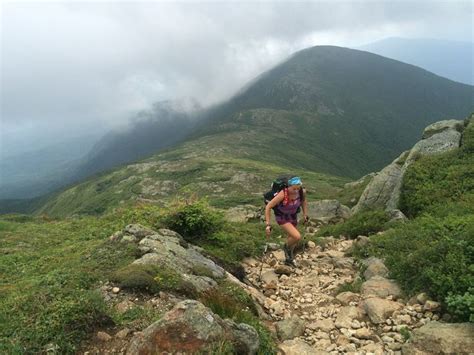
[353, 118, 466, 214]
[127, 300, 259, 354]
[307, 199, 352, 224]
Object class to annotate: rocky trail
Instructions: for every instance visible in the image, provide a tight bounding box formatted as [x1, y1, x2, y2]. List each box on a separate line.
[79, 224, 473, 354]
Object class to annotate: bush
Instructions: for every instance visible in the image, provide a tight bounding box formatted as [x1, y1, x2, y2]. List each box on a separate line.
[317, 210, 390, 239]
[446, 288, 474, 322]
[162, 200, 224, 241]
[111, 264, 161, 293]
[362, 214, 474, 314]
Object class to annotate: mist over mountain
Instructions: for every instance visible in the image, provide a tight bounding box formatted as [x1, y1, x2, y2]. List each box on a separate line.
[73, 99, 202, 181]
[36, 45, 474, 217]
[357, 38, 474, 85]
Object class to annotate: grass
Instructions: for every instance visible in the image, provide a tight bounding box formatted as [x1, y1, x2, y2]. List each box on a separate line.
[0, 201, 283, 353]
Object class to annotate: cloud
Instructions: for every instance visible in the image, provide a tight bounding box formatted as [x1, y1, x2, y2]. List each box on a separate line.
[1, 0, 472, 140]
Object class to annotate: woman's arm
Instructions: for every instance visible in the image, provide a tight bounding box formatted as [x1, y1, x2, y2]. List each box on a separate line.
[264, 190, 285, 226]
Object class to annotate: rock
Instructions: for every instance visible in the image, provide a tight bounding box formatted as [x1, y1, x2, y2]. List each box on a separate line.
[423, 300, 441, 311]
[133, 230, 225, 279]
[361, 276, 402, 299]
[181, 274, 217, 293]
[402, 322, 474, 355]
[336, 292, 360, 306]
[115, 328, 130, 339]
[109, 231, 124, 242]
[307, 200, 352, 225]
[354, 327, 373, 339]
[333, 257, 354, 269]
[308, 318, 335, 332]
[242, 257, 258, 267]
[363, 297, 403, 324]
[127, 300, 259, 354]
[97, 331, 112, 342]
[307, 241, 316, 248]
[274, 265, 293, 276]
[275, 315, 306, 341]
[112, 287, 120, 294]
[363, 258, 389, 280]
[279, 339, 324, 354]
[121, 235, 137, 243]
[335, 306, 366, 329]
[421, 119, 464, 139]
[416, 293, 429, 305]
[224, 205, 260, 223]
[260, 270, 279, 285]
[354, 235, 370, 248]
[123, 224, 155, 239]
[272, 250, 286, 262]
[387, 209, 408, 222]
[115, 300, 134, 314]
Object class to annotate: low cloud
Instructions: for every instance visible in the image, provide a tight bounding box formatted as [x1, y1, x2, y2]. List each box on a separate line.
[1, 1, 472, 147]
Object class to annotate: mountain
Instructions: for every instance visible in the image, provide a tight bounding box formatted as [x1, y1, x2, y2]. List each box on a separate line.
[30, 46, 474, 216]
[357, 37, 474, 85]
[72, 99, 201, 181]
[0, 133, 102, 199]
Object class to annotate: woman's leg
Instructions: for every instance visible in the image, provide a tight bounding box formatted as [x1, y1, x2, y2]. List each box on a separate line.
[280, 222, 301, 248]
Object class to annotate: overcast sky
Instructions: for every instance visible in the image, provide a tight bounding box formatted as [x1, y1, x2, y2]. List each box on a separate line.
[1, 0, 473, 155]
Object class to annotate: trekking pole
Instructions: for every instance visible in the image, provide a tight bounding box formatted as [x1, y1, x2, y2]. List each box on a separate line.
[258, 243, 268, 282]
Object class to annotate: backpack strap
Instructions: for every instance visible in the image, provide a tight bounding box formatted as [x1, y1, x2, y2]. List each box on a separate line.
[282, 188, 289, 206]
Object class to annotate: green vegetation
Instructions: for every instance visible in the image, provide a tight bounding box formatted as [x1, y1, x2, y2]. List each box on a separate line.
[356, 118, 474, 321]
[317, 210, 391, 239]
[0, 200, 282, 353]
[162, 199, 224, 241]
[200, 280, 276, 354]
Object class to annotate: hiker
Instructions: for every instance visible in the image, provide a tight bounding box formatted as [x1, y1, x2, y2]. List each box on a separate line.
[264, 176, 308, 266]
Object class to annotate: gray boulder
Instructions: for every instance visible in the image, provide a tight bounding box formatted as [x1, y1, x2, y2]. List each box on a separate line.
[402, 321, 474, 355]
[275, 315, 306, 340]
[279, 339, 325, 354]
[133, 229, 225, 279]
[361, 276, 402, 299]
[353, 119, 465, 214]
[363, 258, 389, 280]
[363, 297, 403, 324]
[127, 300, 259, 354]
[307, 199, 351, 224]
[224, 205, 261, 223]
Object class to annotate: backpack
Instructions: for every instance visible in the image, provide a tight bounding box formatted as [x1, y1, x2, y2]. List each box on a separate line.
[263, 175, 304, 215]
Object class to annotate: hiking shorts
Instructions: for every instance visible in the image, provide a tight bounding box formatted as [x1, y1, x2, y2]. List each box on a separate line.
[276, 213, 298, 227]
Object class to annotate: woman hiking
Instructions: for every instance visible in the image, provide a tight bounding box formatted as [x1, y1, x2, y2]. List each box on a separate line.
[264, 176, 308, 266]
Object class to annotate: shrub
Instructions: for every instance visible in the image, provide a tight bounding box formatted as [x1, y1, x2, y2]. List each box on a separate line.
[162, 200, 224, 241]
[317, 210, 390, 239]
[362, 214, 474, 311]
[446, 288, 474, 322]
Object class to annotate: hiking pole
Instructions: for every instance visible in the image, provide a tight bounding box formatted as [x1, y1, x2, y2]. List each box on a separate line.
[258, 243, 268, 283]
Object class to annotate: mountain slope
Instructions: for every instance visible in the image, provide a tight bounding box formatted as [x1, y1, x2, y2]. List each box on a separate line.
[37, 46, 474, 217]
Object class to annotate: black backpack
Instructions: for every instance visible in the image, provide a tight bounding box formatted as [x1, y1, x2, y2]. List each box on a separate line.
[263, 175, 304, 214]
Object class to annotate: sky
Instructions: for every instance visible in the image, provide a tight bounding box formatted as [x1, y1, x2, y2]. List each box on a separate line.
[1, 0, 473, 156]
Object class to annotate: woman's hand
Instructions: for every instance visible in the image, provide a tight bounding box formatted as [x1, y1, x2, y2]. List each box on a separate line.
[303, 215, 310, 224]
[265, 225, 272, 238]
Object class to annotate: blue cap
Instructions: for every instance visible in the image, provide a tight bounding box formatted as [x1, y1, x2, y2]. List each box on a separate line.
[288, 176, 302, 186]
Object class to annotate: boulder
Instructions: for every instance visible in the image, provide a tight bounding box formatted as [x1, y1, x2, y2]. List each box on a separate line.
[308, 318, 335, 332]
[307, 200, 351, 224]
[260, 270, 279, 285]
[275, 316, 306, 340]
[336, 291, 360, 306]
[363, 258, 389, 280]
[224, 205, 261, 223]
[361, 276, 402, 299]
[123, 224, 155, 239]
[353, 119, 464, 213]
[402, 322, 474, 355]
[335, 306, 366, 329]
[363, 297, 403, 324]
[133, 230, 225, 279]
[127, 300, 259, 354]
[279, 339, 324, 355]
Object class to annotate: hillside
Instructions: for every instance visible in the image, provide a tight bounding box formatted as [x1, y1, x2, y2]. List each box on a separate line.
[34, 46, 474, 217]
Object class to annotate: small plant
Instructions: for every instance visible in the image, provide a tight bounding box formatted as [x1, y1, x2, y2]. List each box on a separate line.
[399, 326, 411, 341]
[336, 277, 363, 294]
[446, 288, 474, 322]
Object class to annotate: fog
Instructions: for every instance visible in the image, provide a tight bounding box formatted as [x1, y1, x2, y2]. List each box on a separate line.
[1, 0, 472, 157]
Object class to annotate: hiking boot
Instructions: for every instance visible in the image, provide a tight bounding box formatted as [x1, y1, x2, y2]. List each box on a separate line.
[284, 258, 297, 267]
[283, 243, 292, 260]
